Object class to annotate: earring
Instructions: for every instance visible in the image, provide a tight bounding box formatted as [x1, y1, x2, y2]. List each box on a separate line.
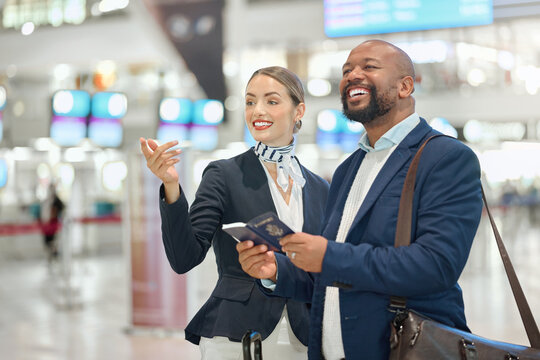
[295, 119, 302, 130]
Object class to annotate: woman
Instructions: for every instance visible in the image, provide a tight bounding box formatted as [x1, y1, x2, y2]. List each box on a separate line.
[140, 66, 329, 359]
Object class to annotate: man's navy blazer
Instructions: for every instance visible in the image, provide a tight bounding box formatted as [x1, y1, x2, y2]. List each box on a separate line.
[159, 149, 329, 345]
[269, 119, 483, 359]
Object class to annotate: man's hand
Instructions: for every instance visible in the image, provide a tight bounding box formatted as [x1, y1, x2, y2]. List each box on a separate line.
[280, 233, 328, 273]
[237, 241, 277, 282]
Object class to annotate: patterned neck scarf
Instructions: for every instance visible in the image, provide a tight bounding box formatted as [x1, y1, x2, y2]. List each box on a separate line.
[253, 140, 306, 192]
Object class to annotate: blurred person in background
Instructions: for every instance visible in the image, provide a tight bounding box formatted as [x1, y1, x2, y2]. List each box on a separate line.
[140, 66, 329, 360]
[238, 40, 483, 360]
[39, 182, 65, 263]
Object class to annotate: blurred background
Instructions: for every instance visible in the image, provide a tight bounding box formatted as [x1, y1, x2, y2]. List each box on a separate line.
[0, 0, 539, 359]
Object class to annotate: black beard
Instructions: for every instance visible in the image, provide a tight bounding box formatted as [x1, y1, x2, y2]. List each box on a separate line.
[341, 84, 394, 125]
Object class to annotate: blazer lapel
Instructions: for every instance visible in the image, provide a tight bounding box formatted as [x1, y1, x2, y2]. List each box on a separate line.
[346, 119, 432, 240]
[243, 149, 277, 214]
[299, 165, 317, 234]
[321, 150, 367, 239]
[350, 147, 412, 228]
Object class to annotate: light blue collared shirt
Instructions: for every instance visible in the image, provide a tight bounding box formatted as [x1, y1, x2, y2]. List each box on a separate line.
[357, 113, 420, 153]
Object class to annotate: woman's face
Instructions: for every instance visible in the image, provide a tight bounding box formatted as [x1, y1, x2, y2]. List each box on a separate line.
[245, 75, 304, 147]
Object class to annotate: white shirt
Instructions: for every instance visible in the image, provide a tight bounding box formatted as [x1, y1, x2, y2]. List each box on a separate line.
[260, 158, 304, 232]
[260, 158, 307, 356]
[260, 158, 303, 291]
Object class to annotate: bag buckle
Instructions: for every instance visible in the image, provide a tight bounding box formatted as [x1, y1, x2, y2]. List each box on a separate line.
[389, 322, 402, 350]
[391, 308, 409, 326]
[460, 338, 478, 360]
[389, 307, 408, 350]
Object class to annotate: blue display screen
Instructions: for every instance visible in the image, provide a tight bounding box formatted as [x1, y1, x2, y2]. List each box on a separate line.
[192, 99, 224, 126]
[0, 158, 7, 188]
[50, 115, 87, 147]
[88, 117, 123, 147]
[0, 86, 6, 111]
[324, 0, 492, 37]
[159, 98, 193, 124]
[52, 90, 91, 118]
[244, 125, 256, 147]
[156, 123, 189, 150]
[190, 125, 219, 151]
[91, 92, 127, 119]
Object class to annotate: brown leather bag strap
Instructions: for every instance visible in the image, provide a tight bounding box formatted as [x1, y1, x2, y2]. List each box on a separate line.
[481, 187, 540, 348]
[394, 135, 540, 348]
[390, 135, 445, 308]
[394, 135, 444, 247]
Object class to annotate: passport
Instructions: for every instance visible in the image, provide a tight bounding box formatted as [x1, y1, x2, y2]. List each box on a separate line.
[222, 212, 294, 253]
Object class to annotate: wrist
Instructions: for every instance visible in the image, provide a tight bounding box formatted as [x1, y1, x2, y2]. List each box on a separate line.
[163, 182, 181, 204]
[163, 181, 178, 188]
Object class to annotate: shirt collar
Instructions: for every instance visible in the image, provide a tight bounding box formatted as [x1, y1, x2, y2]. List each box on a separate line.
[358, 113, 420, 153]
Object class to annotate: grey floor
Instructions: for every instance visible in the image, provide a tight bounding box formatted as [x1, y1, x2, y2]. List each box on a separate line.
[1, 206, 539, 360]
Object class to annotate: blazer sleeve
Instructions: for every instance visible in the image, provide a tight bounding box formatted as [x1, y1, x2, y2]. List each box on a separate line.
[319, 142, 483, 297]
[160, 161, 228, 274]
[258, 253, 315, 303]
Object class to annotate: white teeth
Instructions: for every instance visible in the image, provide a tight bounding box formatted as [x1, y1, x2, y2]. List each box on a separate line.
[349, 88, 369, 97]
[254, 121, 272, 127]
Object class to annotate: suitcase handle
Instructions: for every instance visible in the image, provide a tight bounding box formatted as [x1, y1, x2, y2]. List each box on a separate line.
[242, 330, 262, 360]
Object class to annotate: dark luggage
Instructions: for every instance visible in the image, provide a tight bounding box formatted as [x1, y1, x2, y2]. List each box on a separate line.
[242, 330, 262, 360]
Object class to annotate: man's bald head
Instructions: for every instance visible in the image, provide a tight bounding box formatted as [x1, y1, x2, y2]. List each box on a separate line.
[355, 40, 416, 81]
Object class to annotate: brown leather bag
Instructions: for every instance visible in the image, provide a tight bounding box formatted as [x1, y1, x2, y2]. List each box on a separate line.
[388, 135, 540, 360]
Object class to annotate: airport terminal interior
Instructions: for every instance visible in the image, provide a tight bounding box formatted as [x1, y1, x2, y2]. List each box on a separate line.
[1, 0, 540, 359]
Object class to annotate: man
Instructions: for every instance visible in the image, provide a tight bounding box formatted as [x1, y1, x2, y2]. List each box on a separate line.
[237, 40, 483, 359]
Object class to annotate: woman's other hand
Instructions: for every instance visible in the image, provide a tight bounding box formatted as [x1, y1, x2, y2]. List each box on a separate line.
[140, 137, 182, 203]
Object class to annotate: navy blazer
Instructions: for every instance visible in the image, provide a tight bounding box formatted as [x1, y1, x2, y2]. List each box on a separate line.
[269, 119, 483, 359]
[159, 149, 329, 345]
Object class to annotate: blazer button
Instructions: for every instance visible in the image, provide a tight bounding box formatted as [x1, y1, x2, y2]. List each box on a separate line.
[331, 281, 352, 289]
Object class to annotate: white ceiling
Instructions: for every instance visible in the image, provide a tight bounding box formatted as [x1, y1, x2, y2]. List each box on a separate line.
[0, 1, 184, 77]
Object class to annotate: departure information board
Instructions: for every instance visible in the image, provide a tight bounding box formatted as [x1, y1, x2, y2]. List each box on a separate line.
[324, 0, 492, 37]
